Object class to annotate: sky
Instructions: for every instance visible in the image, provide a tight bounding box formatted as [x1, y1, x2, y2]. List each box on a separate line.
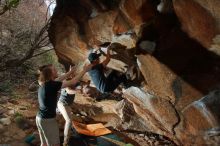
[44, 0, 56, 16]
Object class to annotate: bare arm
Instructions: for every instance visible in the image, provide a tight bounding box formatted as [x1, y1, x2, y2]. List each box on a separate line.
[101, 48, 111, 67]
[55, 66, 75, 81]
[61, 64, 92, 88]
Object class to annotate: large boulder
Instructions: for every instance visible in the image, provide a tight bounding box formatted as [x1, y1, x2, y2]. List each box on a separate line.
[173, 0, 220, 51]
[49, 0, 220, 145]
[137, 54, 177, 102]
[123, 87, 180, 144]
[87, 11, 118, 44]
[123, 87, 220, 145]
[137, 54, 203, 105]
[119, 0, 156, 33]
[49, 0, 157, 67]
[175, 90, 220, 145]
[114, 99, 149, 131]
[50, 16, 88, 65]
[87, 10, 138, 48]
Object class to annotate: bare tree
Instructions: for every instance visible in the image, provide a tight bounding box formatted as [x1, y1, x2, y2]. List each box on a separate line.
[5, 19, 52, 65]
[0, 0, 55, 71]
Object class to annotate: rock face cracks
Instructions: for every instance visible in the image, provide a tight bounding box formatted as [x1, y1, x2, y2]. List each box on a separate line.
[49, 0, 220, 145]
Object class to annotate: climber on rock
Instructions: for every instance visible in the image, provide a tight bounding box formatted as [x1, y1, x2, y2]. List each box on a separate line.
[87, 42, 134, 94]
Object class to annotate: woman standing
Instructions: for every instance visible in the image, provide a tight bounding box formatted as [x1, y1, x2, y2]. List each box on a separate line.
[57, 82, 78, 145]
[36, 64, 91, 146]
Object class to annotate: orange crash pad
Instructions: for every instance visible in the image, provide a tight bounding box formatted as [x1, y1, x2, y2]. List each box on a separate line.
[72, 121, 112, 136]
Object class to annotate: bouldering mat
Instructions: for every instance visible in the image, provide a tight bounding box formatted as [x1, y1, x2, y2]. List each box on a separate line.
[72, 121, 112, 136]
[68, 133, 134, 146]
[69, 121, 134, 146]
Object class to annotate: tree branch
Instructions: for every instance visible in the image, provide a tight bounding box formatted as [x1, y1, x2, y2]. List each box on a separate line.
[0, 5, 9, 15]
[32, 48, 53, 58]
[0, 2, 54, 71]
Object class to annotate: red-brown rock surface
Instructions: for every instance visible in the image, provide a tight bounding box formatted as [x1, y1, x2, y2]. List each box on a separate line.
[173, 0, 220, 49]
[119, 0, 156, 33]
[49, 0, 220, 145]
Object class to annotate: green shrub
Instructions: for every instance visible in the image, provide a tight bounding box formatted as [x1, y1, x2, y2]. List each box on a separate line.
[0, 80, 13, 93]
[6, 0, 20, 8]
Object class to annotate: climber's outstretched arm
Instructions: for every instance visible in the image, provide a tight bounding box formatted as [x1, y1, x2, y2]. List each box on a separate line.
[101, 48, 111, 67]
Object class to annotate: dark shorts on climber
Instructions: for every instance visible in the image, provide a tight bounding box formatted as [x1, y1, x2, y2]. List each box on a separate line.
[88, 63, 127, 93]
